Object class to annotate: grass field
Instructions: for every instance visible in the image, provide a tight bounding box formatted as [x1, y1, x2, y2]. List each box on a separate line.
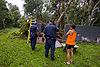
[0, 28, 100, 67]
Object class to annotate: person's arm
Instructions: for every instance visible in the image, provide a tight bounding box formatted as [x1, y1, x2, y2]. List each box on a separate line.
[42, 27, 46, 42]
[36, 31, 39, 38]
[42, 33, 45, 38]
[36, 27, 39, 39]
[66, 31, 70, 36]
[56, 26, 59, 32]
[42, 33, 45, 42]
[66, 30, 73, 36]
[42, 26, 47, 38]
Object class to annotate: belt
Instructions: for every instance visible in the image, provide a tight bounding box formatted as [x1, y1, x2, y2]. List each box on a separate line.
[31, 33, 37, 36]
[46, 37, 56, 40]
[31, 32, 35, 34]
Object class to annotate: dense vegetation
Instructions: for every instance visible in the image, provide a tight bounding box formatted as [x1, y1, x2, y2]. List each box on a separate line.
[0, 0, 26, 29]
[0, 0, 100, 36]
[1, 0, 100, 27]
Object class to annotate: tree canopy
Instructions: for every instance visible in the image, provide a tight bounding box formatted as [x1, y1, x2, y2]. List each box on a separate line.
[0, 0, 22, 29]
[0, 0, 14, 28]
[1, 0, 100, 30]
[24, 0, 44, 20]
[45, 0, 100, 27]
[8, 3, 19, 13]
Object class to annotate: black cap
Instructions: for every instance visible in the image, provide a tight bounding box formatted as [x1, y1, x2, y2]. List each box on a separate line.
[34, 22, 37, 25]
[49, 19, 54, 23]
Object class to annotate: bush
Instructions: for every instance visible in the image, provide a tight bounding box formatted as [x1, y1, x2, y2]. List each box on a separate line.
[19, 21, 29, 36]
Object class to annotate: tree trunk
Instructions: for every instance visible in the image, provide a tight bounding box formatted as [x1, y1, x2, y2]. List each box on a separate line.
[81, 19, 83, 25]
[59, 0, 64, 32]
[88, 0, 92, 26]
[56, 0, 72, 27]
[60, 22, 62, 31]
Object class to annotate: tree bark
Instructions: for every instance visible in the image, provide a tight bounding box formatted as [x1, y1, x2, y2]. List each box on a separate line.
[88, 0, 92, 26]
[81, 19, 83, 25]
[56, 0, 72, 27]
[59, 0, 64, 32]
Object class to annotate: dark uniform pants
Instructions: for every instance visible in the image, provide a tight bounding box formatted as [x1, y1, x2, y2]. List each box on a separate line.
[45, 39, 55, 58]
[30, 34, 37, 49]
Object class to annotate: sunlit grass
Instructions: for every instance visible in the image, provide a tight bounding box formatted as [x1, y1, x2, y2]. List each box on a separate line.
[0, 28, 100, 67]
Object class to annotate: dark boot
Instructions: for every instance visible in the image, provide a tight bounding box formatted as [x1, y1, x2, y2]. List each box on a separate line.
[32, 48, 35, 50]
[45, 56, 48, 58]
[51, 57, 56, 61]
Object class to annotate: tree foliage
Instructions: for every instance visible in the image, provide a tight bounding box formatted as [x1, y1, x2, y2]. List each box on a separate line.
[67, 0, 100, 26]
[13, 10, 21, 22]
[7, 2, 21, 27]
[19, 21, 29, 36]
[0, 0, 14, 28]
[24, 0, 44, 20]
[8, 3, 19, 13]
[12, 10, 21, 27]
[20, 0, 100, 36]
[45, 0, 70, 30]
[45, 0, 100, 27]
[41, 12, 50, 23]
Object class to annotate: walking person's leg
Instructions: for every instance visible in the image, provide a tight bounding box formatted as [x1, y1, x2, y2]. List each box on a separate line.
[51, 41, 55, 61]
[70, 47, 74, 62]
[66, 49, 71, 65]
[65, 44, 71, 65]
[32, 37, 36, 50]
[51, 44, 55, 61]
[45, 48, 49, 57]
[34, 37, 37, 49]
[31, 37, 34, 50]
[45, 40, 49, 57]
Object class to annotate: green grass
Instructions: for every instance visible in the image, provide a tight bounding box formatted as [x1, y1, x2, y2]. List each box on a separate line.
[0, 28, 100, 67]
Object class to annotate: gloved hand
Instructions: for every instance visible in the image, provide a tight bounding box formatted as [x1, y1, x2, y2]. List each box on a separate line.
[42, 37, 45, 42]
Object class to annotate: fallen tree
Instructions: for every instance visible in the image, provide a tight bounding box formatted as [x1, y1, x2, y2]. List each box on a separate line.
[56, 0, 72, 27]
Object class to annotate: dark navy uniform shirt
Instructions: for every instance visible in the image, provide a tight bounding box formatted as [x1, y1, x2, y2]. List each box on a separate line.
[43, 24, 59, 38]
[30, 25, 38, 34]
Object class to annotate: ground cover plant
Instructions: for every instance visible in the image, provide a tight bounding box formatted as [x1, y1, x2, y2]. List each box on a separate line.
[0, 28, 100, 67]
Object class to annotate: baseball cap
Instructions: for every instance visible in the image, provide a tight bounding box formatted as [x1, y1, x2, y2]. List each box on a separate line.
[49, 19, 54, 23]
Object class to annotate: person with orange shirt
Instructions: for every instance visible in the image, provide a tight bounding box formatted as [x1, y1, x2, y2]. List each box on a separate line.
[64, 24, 77, 65]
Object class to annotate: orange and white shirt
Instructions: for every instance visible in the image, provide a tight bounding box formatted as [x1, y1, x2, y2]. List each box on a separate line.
[66, 30, 77, 45]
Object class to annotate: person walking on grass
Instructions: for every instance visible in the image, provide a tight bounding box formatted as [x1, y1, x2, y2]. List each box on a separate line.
[42, 19, 59, 61]
[30, 22, 39, 50]
[64, 24, 77, 65]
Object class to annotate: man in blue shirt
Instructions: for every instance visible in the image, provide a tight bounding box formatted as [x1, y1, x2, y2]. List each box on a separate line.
[42, 19, 59, 61]
[30, 22, 39, 50]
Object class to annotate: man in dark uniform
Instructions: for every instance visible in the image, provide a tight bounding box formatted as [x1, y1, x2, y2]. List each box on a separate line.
[30, 22, 39, 50]
[42, 19, 59, 61]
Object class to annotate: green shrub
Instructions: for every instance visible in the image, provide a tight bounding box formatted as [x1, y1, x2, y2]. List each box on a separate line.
[19, 21, 29, 36]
